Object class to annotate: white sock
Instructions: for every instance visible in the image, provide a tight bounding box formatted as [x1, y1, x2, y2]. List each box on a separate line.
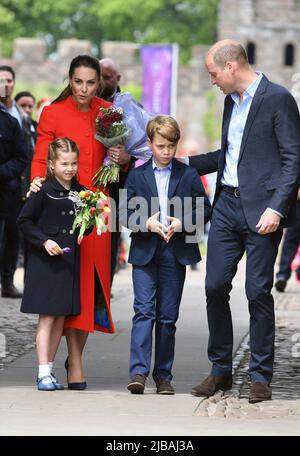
[48, 362, 54, 374]
[38, 364, 52, 383]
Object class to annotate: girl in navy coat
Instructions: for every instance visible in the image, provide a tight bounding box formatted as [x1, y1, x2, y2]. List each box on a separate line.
[18, 137, 86, 391]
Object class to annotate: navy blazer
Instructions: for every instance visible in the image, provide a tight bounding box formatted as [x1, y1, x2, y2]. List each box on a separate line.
[190, 75, 300, 231]
[17, 178, 85, 316]
[0, 108, 27, 218]
[119, 158, 211, 266]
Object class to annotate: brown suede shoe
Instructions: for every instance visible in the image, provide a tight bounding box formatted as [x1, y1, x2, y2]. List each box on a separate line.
[191, 375, 232, 397]
[156, 379, 175, 395]
[1, 285, 22, 299]
[127, 374, 146, 394]
[249, 382, 272, 403]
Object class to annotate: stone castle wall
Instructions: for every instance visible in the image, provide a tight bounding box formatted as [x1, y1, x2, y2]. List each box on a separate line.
[1, 0, 300, 152]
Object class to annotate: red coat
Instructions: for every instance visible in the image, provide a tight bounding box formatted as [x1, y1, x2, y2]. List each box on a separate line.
[31, 95, 114, 333]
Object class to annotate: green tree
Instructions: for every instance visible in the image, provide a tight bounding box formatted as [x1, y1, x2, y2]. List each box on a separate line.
[203, 90, 222, 149]
[0, 0, 218, 62]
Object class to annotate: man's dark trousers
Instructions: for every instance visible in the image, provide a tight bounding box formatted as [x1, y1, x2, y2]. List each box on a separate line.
[206, 189, 282, 383]
[130, 239, 186, 382]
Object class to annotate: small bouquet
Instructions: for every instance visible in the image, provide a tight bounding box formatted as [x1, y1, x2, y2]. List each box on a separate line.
[93, 106, 131, 187]
[69, 189, 111, 244]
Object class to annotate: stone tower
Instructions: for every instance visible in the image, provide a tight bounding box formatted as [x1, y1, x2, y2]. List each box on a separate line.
[218, 0, 300, 92]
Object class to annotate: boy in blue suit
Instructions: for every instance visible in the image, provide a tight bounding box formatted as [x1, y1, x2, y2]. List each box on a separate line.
[119, 116, 211, 394]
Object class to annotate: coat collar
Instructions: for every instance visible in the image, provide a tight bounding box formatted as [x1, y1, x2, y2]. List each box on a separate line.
[47, 177, 81, 194]
[65, 95, 111, 114]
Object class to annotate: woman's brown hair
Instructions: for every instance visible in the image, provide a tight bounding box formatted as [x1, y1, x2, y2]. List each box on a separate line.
[52, 55, 101, 104]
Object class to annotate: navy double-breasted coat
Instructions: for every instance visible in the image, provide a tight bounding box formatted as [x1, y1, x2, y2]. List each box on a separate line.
[18, 178, 84, 316]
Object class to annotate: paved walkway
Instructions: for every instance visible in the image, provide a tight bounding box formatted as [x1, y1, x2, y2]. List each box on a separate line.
[0, 259, 300, 436]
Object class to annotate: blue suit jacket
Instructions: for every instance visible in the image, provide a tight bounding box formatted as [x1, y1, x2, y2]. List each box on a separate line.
[119, 158, 211, 266]
[190, 75, 300, 231]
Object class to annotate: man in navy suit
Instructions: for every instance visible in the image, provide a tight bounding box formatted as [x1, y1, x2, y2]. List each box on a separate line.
[190, 40, 300, 403]
[189, 40, 300, 403]
[120, 116, 211, 395]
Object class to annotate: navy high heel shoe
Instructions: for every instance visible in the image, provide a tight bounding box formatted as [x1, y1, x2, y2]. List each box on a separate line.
[65, 357, 87, 391]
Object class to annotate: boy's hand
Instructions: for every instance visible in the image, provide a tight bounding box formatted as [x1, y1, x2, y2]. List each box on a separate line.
[165, 216, 182, 243]
[43, 239, 64, 256]
[27, 177, 45, 197]
[146, 211, 168, 240]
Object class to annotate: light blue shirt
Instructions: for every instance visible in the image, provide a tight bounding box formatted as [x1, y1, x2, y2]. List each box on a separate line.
[7, 100, 23, 127]
[221, 72, 263, 187]
[152, 159, 172, 228]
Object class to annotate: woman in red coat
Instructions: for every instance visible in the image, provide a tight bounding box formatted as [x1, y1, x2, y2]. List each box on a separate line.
[30, 55, 114, 389]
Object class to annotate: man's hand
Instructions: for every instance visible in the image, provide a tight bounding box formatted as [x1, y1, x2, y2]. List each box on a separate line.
[43, 239, 64, 256]
[26, 176, 45, 197]
[165, 216, 182, 243]
[107, 144, 131, 165]
[256, 209, 281, 235]
[146, 211, 168, 240]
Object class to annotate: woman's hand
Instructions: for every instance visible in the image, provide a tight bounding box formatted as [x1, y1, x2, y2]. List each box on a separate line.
[43, 239, 64, 256]
[26, 177, 45, 198]
[107, 144, 131, 165]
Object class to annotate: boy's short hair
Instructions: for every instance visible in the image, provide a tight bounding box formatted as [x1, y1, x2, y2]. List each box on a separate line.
[147, 115, 181, 143]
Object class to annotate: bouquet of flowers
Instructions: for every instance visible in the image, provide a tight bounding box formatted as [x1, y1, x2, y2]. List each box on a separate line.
[94, 93, 153, 188]
[93, 106, 131, 187]
[113, 92, 153, 162]
[68, 189, 111, 244]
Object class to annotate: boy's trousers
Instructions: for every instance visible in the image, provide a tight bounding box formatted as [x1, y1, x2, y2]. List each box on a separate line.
[130, 238, 186, 381]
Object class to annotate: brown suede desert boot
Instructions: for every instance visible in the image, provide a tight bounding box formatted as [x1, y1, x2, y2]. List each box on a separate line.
[156, 379, 175, 395]
[191, 375, 232, 397]
[127, 374, 146, 394]
[249, 382, 272, 403]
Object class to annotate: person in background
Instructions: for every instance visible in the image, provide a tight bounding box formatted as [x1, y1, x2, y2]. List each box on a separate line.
[15, 91, 38, 202]
[0, 106, 27, 288]
[0, 66, 28, 298]
[275, 181, 300, 292]
[35, 97, 53, 123]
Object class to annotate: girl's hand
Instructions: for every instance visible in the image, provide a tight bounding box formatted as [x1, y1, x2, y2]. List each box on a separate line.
[26, 177, 45, 198]
[43, 239, 63, 256]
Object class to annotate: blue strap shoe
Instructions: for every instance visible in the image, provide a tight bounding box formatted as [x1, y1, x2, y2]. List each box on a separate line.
[37, 375, 55, 391]
[51, 374, 65, 390]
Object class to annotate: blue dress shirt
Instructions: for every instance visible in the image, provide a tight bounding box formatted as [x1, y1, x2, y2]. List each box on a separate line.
[221, 72, 263, 187]
[153, 159, 172, 228]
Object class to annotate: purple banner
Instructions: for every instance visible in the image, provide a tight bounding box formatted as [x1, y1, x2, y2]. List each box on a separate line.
[141, 45, 173, 115]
